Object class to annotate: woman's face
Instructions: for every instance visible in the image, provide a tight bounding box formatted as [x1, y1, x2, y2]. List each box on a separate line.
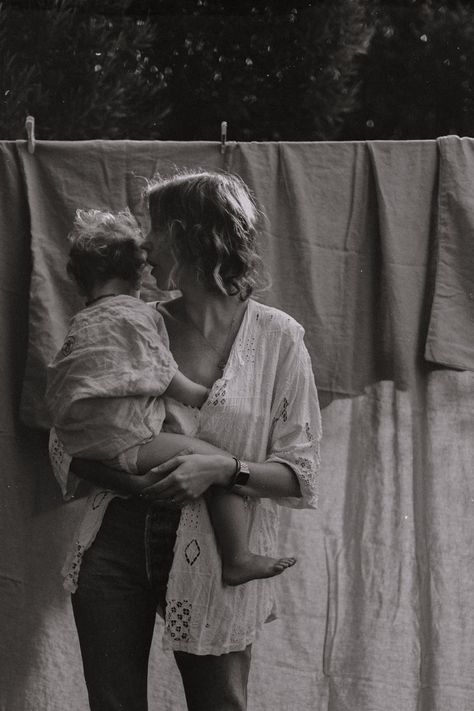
[144, 228, 177, 291]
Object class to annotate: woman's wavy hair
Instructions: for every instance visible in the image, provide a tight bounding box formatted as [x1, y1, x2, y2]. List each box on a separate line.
[146, 170, 266, 299]
[66, 208, 146, 296]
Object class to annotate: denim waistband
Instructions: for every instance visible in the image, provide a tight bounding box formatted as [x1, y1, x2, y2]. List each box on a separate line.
[111, 495, 180, 515]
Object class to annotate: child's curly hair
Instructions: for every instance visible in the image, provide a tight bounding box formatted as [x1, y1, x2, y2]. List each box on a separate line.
[66, 208, 146, 296]
[146, 171, 265, 299]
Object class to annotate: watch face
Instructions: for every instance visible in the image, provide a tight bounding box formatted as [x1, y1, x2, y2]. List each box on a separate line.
[235, 462, 250, 487]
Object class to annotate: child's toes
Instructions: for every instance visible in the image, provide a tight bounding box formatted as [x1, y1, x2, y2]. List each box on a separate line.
[275, 557, 297, 571]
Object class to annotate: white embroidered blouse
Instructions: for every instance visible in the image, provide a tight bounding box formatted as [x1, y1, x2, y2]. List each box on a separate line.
[49, 298, 322, 656]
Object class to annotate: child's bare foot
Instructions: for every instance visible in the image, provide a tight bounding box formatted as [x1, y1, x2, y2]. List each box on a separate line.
[222, 553, 296, 586]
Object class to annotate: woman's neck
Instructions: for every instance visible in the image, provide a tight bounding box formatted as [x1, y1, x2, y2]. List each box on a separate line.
[179, 281, 246, 334]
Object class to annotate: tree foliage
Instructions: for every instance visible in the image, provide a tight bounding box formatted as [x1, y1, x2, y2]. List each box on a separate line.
[0, 0, 165, 139]
[131, 0, 374, 141]
[343, 0, 474, 140]
[2, 0, 474, 141]
[0, 0, 373, 140]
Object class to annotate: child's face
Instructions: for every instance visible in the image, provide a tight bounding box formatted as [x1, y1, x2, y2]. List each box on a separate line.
[144, 229, 177, 291]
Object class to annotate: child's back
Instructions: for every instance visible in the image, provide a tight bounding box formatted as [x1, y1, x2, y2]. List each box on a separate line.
[46, 293, 178, 460]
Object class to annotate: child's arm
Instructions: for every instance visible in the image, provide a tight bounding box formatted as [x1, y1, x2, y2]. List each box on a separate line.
[164, 370, 210, 408]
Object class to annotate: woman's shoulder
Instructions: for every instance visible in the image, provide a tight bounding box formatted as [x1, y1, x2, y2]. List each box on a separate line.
[249, 299, 305, 340]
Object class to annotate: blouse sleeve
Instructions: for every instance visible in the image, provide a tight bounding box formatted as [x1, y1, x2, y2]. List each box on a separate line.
[266, 327, 322, 509]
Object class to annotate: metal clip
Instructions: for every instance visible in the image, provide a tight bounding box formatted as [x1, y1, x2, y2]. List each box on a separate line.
[220, 121, 228, 154]
[25, 115, 36, 154]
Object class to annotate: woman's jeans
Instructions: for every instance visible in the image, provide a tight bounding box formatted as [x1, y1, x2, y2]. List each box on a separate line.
[71, 497, 251, 711]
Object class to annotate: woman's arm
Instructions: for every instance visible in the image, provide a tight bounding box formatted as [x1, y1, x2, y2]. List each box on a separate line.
[228, 460, 302, 499]
[140, 454, 301, 506]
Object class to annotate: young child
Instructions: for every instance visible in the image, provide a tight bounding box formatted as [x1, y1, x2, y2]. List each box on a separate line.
[47, 208, 295, 586]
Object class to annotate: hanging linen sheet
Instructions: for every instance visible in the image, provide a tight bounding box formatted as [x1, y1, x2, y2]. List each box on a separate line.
[17, 137, 474, 427]
[425, 136, 474, 368]
[0, 138, 473, 711]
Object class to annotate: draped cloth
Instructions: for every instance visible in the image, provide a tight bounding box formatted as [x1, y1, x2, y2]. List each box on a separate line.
[0, 138, 473, 710]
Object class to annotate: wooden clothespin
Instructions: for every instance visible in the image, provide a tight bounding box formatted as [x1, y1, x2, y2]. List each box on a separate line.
[25, 115, 36, 154]
[220, 121, 228, 154]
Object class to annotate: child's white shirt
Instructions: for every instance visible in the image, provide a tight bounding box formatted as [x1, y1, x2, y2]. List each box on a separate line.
[46, 294, 178, 459]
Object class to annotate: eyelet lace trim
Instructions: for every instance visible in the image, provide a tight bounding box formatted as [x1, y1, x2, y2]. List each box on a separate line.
[167, 599, 192, 641]
[49, 431, 66, 473]
[210, 381, 227, 407]
[63, 540, 85, 592]
[295, 453, 320, 506]
[180, 501, 201, 530]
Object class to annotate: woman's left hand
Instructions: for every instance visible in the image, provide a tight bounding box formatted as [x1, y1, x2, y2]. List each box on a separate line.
[140, 452, 234, 506]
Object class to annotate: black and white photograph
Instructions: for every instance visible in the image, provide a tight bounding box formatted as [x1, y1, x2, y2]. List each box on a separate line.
[0, 2, 473, 710]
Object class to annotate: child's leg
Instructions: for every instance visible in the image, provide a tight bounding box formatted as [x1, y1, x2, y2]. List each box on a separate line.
[208, 490, 296, 586]
[135, 432, 225, 474]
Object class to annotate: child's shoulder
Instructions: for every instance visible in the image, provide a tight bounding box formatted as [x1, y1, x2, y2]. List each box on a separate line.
[110, 294, 155, 313]
[94, 295, 157, 318]
[76, 295, 160, 333]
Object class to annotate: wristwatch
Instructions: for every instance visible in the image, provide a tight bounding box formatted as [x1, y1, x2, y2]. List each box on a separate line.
[228, 458, 250, 490]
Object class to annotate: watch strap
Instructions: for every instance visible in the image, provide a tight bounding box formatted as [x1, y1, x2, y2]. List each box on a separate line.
[227, 457, 250, 490]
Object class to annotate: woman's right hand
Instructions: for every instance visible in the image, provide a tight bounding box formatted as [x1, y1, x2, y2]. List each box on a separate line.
[140, 452, 235, 507]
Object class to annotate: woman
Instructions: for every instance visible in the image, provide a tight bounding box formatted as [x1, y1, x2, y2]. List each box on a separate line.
[53, 170, 321, 711]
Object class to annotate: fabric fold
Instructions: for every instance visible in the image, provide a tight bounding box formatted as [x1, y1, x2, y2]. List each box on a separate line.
[367, 139, 439, 387]
[425, 135, 474, 370]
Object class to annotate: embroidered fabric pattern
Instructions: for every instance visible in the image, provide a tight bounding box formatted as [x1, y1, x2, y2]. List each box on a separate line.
[294, 454, 320, 504]
[242, 332, 257, 364]
[210, 381, 227, 407]
[60, 335, 75, 356]
[271, 397, 289, 427]
[180, 501, 201, 530]
[63, 540, 85, 591]
[49, 431, 66, 472]
[167, 599, 192, 641]
[184, 539, 201, 565]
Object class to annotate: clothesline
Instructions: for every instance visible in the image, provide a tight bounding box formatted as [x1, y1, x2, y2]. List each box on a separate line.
[22, 115, 231, 155]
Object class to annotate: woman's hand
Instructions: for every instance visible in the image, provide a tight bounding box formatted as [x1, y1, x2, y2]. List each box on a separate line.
[140, 452, 235, 507]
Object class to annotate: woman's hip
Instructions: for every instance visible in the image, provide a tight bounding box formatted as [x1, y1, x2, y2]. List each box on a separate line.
[75, 496, 181, 601]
